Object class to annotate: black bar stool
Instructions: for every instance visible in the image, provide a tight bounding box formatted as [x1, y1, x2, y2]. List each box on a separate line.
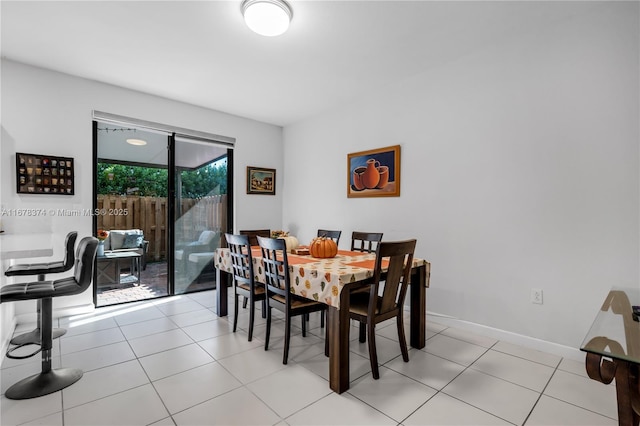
[4, 231, 77, 346]
[0, 236, 98, 399]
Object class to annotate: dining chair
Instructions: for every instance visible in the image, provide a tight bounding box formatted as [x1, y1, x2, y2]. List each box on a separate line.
[348, 239, 416, 379]
[257, 236, 328, 364]
[239, 229, 271, 246]
[225, 233, 266, 342]
[350, 231, 384, 340]
[4, 231, 78, 346]
[317, 229, 342, 245]
[351, 231, 383, 253]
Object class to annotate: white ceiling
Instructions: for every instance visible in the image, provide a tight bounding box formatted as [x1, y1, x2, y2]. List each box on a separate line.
[96, 124, 229, 168]
[1, 1, 600, 127]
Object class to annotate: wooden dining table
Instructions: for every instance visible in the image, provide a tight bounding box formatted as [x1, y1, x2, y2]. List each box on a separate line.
[214, 247, 431, 393]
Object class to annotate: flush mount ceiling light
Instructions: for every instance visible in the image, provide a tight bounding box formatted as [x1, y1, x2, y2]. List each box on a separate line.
[241, 0, 293, 37]
[126, 138, 147, 146]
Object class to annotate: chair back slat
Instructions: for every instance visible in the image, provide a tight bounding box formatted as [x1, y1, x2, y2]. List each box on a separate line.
[257, 236, 289, 298]
[351, 231, 383, 253]
[225, 233, 254, 286]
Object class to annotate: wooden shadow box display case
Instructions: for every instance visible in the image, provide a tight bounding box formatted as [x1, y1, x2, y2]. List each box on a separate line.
[16, 152, 74, 195]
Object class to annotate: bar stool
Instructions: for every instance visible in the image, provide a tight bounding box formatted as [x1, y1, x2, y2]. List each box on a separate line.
[4, 231, 77, 347]
[0, 236, 98, 399]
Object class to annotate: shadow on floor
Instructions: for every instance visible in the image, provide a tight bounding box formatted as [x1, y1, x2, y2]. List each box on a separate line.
[96, 261, 216, 307]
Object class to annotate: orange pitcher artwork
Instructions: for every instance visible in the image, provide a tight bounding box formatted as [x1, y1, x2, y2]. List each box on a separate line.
[347, 145, 400, 198]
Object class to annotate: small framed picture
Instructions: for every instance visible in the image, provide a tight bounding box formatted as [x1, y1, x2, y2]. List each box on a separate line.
[246, 166, 276, 195]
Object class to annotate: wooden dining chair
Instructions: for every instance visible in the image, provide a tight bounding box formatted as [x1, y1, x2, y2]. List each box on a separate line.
[349, 239, 416, 379]
[317, 229, 342, 245]
[351, 231, 383, 253]
[257, 236, 328, 364]
[225, 233, 266, 342]
[239, 229, 271, 246]
[350, 231, 385, 340]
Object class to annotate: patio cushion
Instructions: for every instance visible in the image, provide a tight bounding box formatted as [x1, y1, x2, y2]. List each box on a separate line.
[104, 229, 144, 250]
[109, 232, 126, 250]
[198, 230, 217, 245]
[122, 233, 144, 249]
[188, 252, 215, 265]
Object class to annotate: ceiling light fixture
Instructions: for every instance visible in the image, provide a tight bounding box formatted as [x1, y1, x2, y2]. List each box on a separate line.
[241, 0, 293, 37]
[126, 138, 147, 146]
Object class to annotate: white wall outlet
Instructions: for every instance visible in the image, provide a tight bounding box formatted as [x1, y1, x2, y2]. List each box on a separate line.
[531, 288, 543, 304]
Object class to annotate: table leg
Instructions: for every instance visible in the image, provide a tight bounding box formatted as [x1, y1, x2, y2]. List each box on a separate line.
[96, 259, 113, 285]
[115, 258, 121, 286]
[586, 353, 640, 426]
[329, 289, 351, 394]
[135, 257, 140, 285]
[216, 268, 229, 317]
[410, 264, 426, 349]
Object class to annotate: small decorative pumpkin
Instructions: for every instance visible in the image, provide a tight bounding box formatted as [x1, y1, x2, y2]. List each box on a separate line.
[281, 236, 299, 252]
[310, 237, 338, 258]
[271, 230, 299, 253]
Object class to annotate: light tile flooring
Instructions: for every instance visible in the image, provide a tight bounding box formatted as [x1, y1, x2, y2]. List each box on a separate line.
[1, 290, 618, 425]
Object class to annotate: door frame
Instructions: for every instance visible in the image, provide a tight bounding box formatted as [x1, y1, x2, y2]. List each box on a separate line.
[91, 114, 235, 306]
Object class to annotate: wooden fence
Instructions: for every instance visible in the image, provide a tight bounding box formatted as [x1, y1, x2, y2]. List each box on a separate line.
[97, 194, 227, 262]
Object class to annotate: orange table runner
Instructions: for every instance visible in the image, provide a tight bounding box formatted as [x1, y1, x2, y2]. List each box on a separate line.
[337, 250, 367, 257]
[250, 248, 319, 265]
[287, 255, 321, 265]
[345, 259, 389, 269]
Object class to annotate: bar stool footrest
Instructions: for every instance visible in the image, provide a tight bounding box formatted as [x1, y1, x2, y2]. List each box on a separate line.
[10, 328, 66, 346]
[6, 343, 42, 360]
[5, 368, 83, 399]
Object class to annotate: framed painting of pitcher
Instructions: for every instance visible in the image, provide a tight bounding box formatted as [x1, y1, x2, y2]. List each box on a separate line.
[347, 145, 401, 198]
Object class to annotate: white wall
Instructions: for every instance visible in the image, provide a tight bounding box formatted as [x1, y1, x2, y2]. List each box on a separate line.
[0, 60, 283, 344]
[282, 4, 639, 349]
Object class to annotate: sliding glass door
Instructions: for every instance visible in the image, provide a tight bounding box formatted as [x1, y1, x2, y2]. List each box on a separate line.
[93, 114, 234, 306]
[94, 123, 170, 307]
[173, 137, 229, 294]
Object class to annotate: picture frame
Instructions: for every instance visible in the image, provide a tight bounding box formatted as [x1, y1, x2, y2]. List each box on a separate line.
[246, 166, 276, 195]
[347, 145, 401, 198]
[16, 152, 75, 195]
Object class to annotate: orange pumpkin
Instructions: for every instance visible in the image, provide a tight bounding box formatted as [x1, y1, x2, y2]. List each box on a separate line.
[310, 237, 338, 258]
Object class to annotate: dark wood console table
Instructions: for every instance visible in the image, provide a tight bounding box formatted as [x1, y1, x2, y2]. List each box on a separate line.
[581, 287, 640, 426]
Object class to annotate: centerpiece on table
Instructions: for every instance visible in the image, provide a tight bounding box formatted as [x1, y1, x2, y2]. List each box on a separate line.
[96, 229, 109, 256]
[309, 236, 338, 258]
[271, 230, 299, 252]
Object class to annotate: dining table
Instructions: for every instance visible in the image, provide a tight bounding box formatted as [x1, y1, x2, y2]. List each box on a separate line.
[214, 246, 431, 393]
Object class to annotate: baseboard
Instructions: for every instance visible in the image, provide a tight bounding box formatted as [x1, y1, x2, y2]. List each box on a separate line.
[0, 315, 17, 361]
[426, 311, 585, 362]
[14, 303, 96, 325]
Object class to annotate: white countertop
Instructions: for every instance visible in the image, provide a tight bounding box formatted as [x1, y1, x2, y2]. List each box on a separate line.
[0, 232, 54, 260]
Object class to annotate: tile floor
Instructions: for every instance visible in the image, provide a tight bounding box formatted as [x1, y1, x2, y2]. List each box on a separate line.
[1, 290, 618, 425]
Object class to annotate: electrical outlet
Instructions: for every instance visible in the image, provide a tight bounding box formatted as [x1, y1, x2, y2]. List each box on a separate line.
[531, 288, 543, 304]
